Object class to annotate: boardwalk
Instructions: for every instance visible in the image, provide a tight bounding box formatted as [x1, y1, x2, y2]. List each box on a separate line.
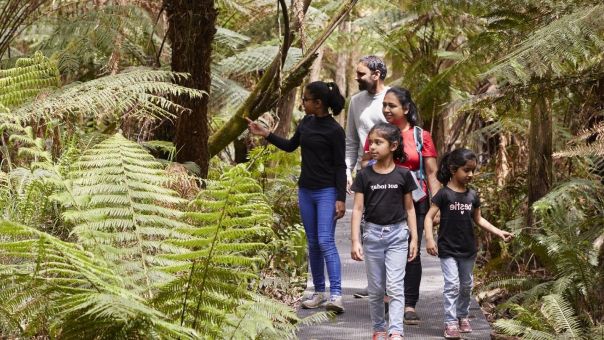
[297, 200, 492, 340]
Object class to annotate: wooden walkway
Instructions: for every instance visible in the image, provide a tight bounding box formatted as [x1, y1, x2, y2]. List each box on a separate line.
[297, 199, 492, 339]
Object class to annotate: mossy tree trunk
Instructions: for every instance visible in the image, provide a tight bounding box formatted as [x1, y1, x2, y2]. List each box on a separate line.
[165, 0, 217, 178]
[527, 89, 552, 225]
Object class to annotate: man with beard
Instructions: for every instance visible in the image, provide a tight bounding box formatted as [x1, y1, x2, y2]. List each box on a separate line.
[345, 55, 389, 192]
[345, 56, 389, 300]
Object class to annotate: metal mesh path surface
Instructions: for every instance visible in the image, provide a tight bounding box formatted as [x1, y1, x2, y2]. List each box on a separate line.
[297, 199, 492, 339]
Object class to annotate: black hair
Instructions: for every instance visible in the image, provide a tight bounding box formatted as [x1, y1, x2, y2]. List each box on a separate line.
[436, 148, 477, 184]
[359, 55, 387, 80]
[305, 81, 345, 116]
[367, 122, 407, 163]
[385, 87, 421, 127]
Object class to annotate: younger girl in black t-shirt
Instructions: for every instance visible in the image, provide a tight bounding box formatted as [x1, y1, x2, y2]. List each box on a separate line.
[351, 123, 418, 340]
[424, 148, 512, 339]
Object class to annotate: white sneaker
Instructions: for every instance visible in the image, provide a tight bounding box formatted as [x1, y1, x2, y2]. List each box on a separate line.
[301, 292, 326, 309]
[325, 295, 344, 314]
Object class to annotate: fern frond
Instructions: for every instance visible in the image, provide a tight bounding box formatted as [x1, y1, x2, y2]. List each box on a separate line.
[11, 68, 204, 130]
[216, 45, 302, 76]
[554, 121, 604, 158]
[540, 294, 584, 339]
[222, 293, 325, 340]
[210, 75, 250, 114]
[0, 220, 197, 339]
[154, 165, 278, 336]
[486, 4, 604, 85]
[0, 52, 60, 109]
[215, 27, 251, 49]
[33, 5, 160, 75]
[494, 319, 556, 340]
[62, 133, 193, 295]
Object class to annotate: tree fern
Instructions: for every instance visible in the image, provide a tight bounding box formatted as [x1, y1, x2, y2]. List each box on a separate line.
[491, 178, 603, 338]
[485, 4, 604, 85]
[153, 164, 311, 338]
[0, 220, 197, 339]
[0, 51, 59, 109]
[59, 133, 191, 296]
[554, 121, 604, 158]
[13, 68, 202, 123]
[29, 4, 161, 76]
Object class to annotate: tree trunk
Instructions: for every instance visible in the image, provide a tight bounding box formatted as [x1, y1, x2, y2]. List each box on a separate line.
[165, 0, 217, 178]
[274, 90, 297, 138]
[496, 133, 510, 187]
[527, 91, 552, 225]
[347, 48, 359, 99]
[274, 0, 308, 138]
[309, 46, 323, 82]
[334, 21, 350, 126]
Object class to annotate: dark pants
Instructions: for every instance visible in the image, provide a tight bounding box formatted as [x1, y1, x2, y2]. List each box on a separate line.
[404, 200, 428, 308]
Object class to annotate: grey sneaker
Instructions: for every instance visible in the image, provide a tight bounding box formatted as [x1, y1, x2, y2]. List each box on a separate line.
[325, 294, 344, 314]
[301, 292, 326, 309]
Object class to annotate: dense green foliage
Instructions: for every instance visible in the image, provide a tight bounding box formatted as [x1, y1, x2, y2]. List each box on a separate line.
[0, 0, 602, 338]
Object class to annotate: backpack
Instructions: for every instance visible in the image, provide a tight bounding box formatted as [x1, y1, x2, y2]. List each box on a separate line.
[413, 125, 429, 197]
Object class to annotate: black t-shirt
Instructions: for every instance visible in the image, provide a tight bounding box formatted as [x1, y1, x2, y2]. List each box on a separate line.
[431, 186, 481, 258]
[351, 166, 417, 225]
[266, 115, 347, 201]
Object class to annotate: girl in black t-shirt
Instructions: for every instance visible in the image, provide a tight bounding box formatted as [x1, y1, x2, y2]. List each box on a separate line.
[351, 123, 418, 339]
[424, 148, 512, 339]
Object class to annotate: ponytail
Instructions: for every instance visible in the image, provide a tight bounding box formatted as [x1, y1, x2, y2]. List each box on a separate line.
[305, 81, 345, 116]
[437, 152, 452, 184]
[437, 148, 478, 184]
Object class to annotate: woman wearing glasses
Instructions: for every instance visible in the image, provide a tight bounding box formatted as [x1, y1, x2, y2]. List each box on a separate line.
[246, 81, 347, 313]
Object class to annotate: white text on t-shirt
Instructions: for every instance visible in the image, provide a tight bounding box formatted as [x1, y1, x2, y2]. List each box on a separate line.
[370, 183, 399, 190]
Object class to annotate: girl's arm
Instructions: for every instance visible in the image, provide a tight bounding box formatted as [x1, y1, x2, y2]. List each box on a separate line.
[424, 204, 440, 256]
[244, 117, 300, 152]
[404, 192, 418, 262]
[472, 208, 513, 242]
[351, 192, 365, 261]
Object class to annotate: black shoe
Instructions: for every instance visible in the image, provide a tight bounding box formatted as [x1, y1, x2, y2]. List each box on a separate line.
[353, 288, 369, 298]
[404, 310, 420, 325]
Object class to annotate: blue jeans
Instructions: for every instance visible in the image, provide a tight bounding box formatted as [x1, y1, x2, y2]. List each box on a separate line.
[298, 187, 341, 295]
[440, 256, 475, 323]
[363, 221, 409, 334]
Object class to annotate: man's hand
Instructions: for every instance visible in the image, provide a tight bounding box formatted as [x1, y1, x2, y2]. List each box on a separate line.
[334, 200, 345, 220]
[346, 175, 354, 195]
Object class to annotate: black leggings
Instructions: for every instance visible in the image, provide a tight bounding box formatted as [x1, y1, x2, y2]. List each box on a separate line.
[405, 201, 427, 308]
